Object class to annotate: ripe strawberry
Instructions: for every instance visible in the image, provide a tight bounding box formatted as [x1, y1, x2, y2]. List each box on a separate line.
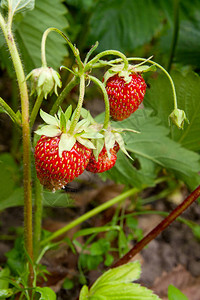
[86, 146, 117, 173]
[105, 73, 146, 121]
[34, 135, 92, 191]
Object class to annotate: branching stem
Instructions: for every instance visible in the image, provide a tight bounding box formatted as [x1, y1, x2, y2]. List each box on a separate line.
[113, 185, 200, 267]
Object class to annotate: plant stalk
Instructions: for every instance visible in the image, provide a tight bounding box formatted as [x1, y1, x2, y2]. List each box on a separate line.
[0, 14, 34, 285]
[41, 187, 139, 245]
[89, 75, 110, 129]
[85, 50, 129, 71]
[33, 177, 43, 260]
[69, 74, 85, 134]
[30, 94, 44, 128]
[113, 185, 200, 268]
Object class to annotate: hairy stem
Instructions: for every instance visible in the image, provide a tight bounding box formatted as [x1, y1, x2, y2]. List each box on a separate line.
[69, 74, 85, 134]
[30, 94, 44, 128]
[0, 14, 34, 285]
[41, 27, 83, 69]
[85, 50, 129, 71]
[89, 75, 110, 129]
[41, 187, 139, 245]
[33, 177, 43, 260]
[50, 76, 79, 115]
[113, 185, 200, 267]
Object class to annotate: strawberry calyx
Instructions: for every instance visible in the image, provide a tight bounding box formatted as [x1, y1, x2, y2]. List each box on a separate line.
[103, 62, 156, 85]
[35, 106, 104, 157]
[80, 108, 139, 161]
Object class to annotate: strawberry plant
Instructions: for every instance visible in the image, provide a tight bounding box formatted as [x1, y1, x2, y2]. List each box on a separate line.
[0, 1, 200, 299]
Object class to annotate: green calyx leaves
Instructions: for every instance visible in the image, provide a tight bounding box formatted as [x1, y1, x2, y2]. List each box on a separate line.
[26, 66, 62, 99]
[79, 261, 161, 300]
[35, 107, 104, 157]
[80, 109, 137, 161]
[103, 62, 156, 85]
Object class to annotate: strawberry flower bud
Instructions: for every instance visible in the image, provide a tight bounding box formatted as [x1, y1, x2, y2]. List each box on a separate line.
[169, 108, 189, 129]
[27, 67, 62, 99]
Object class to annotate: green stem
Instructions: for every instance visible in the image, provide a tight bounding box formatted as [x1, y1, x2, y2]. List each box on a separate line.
[0, 13, 34, 285]
[0, 96, 21, 127]
[50, 76, 79, 115]
[167, 0, 180, 72]
[113, 185, 200, 267]
[69, 74, 85, 134]
[33, 177, 43, 260]
[41, 27, 83, 69]
[30, 94, 44, 128]
[85, 50, 129, 72]
[89, 75, 110, 129]
[41, 187, 139, 245]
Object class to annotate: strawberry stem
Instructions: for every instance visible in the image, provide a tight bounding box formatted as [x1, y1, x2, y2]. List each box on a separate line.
[69, 74, 85, 134]
[0, 13, 34, 286]
[113, 185, 200, 268]
[85, 50, 129, 72]
[30, 94, 44, 128]
[89, 75, 110, 129]
[41, 27, 83, 70]
[33, 175, 44, 260]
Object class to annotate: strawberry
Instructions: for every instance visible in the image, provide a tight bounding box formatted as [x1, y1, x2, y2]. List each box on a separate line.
[105, 73, 146, 121]
[34, 135, 91, 191]
[86, 146, 117, 173]
[34, 107, 103, 191]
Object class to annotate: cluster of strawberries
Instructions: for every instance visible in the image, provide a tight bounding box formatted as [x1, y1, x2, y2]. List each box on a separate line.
[34, 73, 146, 191]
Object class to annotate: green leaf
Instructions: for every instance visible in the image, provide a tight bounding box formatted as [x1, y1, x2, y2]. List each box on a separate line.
[65, 105, 73, 121]
[104, 253, 114, 267]
[79, 285, 89, 300]
[40, 109, 58, 126]
[0, 268, 10, 290]
[35, 287, 56, 300]
[87, 0, 163, 52]
[43, 190, 73, 207]
[62, 278, 74, 290]
[168, 285, 188, 300]
[113, 109, 200, 190]
[0, 289, 14, 299]
[89, 282, 161, 300]
[91, 261, 141, 292]
[35, 125, 61, 137]
[90, 239, 110, 256]
[1, 0, 35, 15]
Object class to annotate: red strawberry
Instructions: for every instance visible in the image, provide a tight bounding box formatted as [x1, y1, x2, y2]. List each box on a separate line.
[86, 146, 117, 173]
[34, 135, 92, 191]
[105, 73, 146, 121]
